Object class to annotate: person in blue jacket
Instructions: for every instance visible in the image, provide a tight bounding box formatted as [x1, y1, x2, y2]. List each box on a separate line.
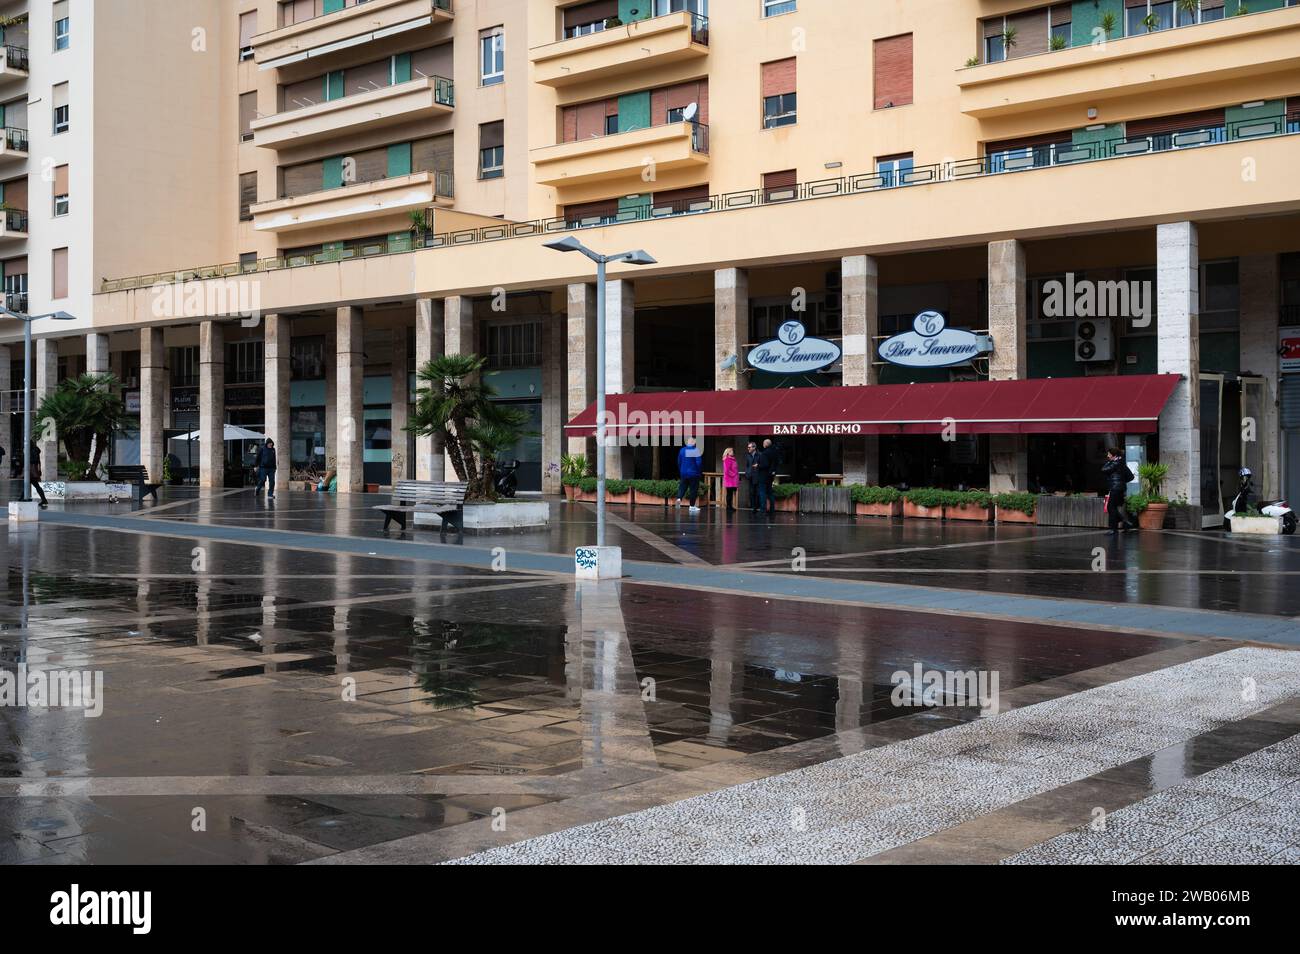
[676, 437, 705, 513]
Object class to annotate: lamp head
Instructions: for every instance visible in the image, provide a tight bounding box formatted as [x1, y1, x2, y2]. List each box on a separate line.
[618, 250, 657, 266]
[543, 236, 586, 254]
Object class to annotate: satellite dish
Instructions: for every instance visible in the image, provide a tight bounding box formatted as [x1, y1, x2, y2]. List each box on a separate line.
[681, 102, 698, 122]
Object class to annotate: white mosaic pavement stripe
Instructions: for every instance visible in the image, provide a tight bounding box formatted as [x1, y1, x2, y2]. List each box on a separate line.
[445, 647, 1300, 865]
[1003, 735, 1300, 865]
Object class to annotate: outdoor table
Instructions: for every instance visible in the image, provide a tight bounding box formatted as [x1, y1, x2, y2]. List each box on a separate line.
[703, 471, 723, 507]
[816, 473, 845, 486]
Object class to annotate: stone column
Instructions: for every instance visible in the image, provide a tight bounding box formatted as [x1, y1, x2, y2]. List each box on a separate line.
[1239, 253, 1279, 500]
[443, 295, 475, 483]
[390, 325, 409, 483]
[1157, 221, 1200, 509]
[541, 311, 566, 494]
[335, 306, 365, 493]
[987, 239, 1028, 493]
[198, 321, 225, 488]
[567, 284, 596, 463]
[715, 268, 748, 391]
[414, 297, 444, 480]
[604, 279, 635, 479]
[140, 327, 166, 481]
[85, 333, 109, 375]
[35, 338, 59, 478]
[841, 255, 880, 486]
[264, 314, 291, 487]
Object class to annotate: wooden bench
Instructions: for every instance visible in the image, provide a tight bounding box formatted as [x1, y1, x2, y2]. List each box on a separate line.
[106, 465, 161, 506]
[374, 480, 468, 542]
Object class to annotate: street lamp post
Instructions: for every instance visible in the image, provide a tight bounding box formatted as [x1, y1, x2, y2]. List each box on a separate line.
[0, 307, 77, 502]
[543, 236, 656, 550]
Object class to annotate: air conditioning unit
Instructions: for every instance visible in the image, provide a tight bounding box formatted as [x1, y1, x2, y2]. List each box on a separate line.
[1075, 318, 1113, 362]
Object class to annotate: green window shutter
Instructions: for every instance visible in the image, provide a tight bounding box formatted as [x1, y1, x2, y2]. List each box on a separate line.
[617, 91, 651, 133]
[619, 1, 651, 22]
[323, 0, 345, 13]
[324, 71, 344, 101]
[392, 53, 412, 84]
[388, 231, 412, 253]
[0, 105, 5, 128]
[387, 143, 412, 177]
[323, 156, 344, 190]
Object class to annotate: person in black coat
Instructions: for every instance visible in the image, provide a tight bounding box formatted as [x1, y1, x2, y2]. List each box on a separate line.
[29, 439, 48, 508]
[255, 439, 278, 499]
[1102, 447, 1136, 534]
[744, 441, 763, 512]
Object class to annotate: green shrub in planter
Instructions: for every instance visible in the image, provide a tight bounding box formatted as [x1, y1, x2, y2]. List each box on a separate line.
[576, 476, 598, 493]
[849, 485, 902, 505]
[770, 483, 804, 500]
[905, 487, 991, 509]
[903, 487, 947, 509]
[630, 479, 678, 500]
[605, 479, 631, 496]
[993, 492, 1036, 516]
[1126, 493, 1150, 514]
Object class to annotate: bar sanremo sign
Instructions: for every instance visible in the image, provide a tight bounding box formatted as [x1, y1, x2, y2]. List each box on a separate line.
[878, 311, 983, 368]
[748, 320, 842, 374]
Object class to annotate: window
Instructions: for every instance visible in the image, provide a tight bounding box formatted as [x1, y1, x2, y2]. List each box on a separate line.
[239, 91, 257, 142]
[655, 0, 708, 14]
[564, 0, 617, 37]
[239, 172, 257, 220]
[605, 113, 620, 134]
[3, 264, 27, 313]
[873, 34, 913, 109]
[482, 320, 542, 370]
[875, 153, 913, 188]
[239, 10, 257, 60]
[170, 347, 200, 388]
[480, 28, 504, 86]
[1127, 0, 1175, 35]
[52, 83, 69, 135]
[291, 336, 326, 380]
[984, 30, 1005, 64]
[52, 247, 68, 300]
[479, 121, 504, 179]
[226, 340, 264, 385]
[53, 1, 70, 51]
[762, 169, 797, 202]
[53, 164, 68, 216]
[763, 0, 796, 16]
[761, 58, 797, 128]
[239, 252, 258, 273]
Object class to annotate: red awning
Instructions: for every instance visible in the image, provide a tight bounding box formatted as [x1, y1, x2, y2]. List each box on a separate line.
[565, 374, 1181, 437]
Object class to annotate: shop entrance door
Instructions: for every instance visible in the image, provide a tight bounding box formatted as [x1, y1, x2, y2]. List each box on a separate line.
[1240, 375, 1267, 494]
[1200, 373, 1224, 528]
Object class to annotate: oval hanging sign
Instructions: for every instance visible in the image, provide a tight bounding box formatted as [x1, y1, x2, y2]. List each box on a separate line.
[748, 320, 842, 375]
[878, 311, 984, 368]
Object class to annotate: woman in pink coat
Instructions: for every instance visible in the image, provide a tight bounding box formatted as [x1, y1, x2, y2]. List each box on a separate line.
[722, 447, 740, 513]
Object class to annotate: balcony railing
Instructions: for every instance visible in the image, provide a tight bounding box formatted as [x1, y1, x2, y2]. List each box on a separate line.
[560, 119, 710, 154]
[3, 46, 28, 71]
[2, 127, 27, 151]
[281, 74, 453, 114]
[4, 292, 27, 313]
[558, 11, 709, 45]
[2, 208, 27, 232]
[277, 167, 453, 203]
[277, 0, 451, 30]
[100, 112, 1300, 293]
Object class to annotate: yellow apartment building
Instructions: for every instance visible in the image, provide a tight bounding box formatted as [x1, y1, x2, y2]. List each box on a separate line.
[1, 0, 1298, 526]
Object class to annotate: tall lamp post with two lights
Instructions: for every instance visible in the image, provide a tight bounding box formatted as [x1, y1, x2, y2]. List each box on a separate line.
[543, 236, 656, 576]
[0, 305, 77, 515]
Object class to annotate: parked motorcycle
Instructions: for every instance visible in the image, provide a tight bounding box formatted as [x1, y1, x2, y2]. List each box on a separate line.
[494, 459, 520, 498]
[1226, 467, 1297, 534]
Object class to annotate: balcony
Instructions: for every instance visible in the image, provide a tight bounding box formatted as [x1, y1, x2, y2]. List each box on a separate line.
[0, 46, 28, 87]
[0, 208, 28, 243]
[251, 170, 452, 233]
[958, 7, 1300, 119]
[0, 127, 27, 164]
[532, 120, 709, 188]
[531, 11, 708, 88]
[253, 0, 453, 69]
[252, 76, 453, 149]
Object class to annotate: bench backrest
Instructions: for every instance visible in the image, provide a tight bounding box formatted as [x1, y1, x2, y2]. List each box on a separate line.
[393, 480, 468, 505]
[108, 466, 150, 480]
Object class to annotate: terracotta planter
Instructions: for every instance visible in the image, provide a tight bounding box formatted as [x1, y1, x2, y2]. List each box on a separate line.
[575, 488, 598, 503]
[606, 491, 633, 506]
[946, 503, 991, 523]
[995, 506, 1036, 524]
[563, 484, 577, 501]
[855, 500, 903, 518]
[903, 500, 943, 519]
[634, 494, 669, 507]
[772, 494, 800, 513]
[1138, 502, 1169, 530]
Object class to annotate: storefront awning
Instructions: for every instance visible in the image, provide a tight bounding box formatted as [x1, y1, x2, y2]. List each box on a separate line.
[564, 374, 1181, 438]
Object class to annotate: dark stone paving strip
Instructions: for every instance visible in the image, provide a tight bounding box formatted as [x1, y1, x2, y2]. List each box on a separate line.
[859, 698, 1300, 864]
[41, 511, 1300, 646]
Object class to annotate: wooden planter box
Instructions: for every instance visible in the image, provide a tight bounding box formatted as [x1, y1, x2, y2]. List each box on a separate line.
[995, 506, 1036, 524]
[575, 488, 597, 503]
[903, 500, 943, 519]
[855, 500, 903, 518]
[1034, 494, 1106, 528]
[1168, 504, 1203, 530]
[946, 503, 992, 523]
[606, 490, 633, 506]
[772, 494, 800, 513]
[634, 493, 669, 507]
[798, 486, 852, 515]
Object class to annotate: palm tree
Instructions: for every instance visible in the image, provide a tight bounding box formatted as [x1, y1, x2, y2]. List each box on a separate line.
[407, 354, 528, 500]
[35, 372, 128, 477]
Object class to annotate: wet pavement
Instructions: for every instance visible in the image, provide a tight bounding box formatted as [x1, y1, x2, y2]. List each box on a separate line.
[3, 485, 1299, 864]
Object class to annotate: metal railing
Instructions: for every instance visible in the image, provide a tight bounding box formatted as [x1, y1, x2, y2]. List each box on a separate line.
[2, 208, 26, 232]
[276, 166, 453, 203]
[4, 292, 27, 312]
[561, 119, 710, 154]
[2, 127, 27, 152]
[99, 112, 1300, 294]
[552, 10, 709, 46]
[281, 73, 454, 114]
[275, 0, 451, 31]
[688, 13, 710, 45]
[3, 45, 28, 71]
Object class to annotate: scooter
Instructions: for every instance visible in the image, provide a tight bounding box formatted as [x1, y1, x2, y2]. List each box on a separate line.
[494, 459, 520, 498]
[1226, 467, 1297, 534]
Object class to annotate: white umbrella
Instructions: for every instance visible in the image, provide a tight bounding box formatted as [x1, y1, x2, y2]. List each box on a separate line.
[170, 424, 266, 442]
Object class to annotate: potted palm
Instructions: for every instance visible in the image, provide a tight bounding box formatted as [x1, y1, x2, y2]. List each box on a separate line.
[560, 453, 586, 501]
[35, 372, 128, 497]
[1136, 462, 1170, 530]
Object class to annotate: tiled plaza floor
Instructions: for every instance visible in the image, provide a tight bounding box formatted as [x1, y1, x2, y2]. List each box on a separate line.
[3, 485, 1298, 864]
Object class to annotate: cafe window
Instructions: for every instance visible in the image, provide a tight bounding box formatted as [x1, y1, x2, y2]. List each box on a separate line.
[291, 335, 326, 379]
[226, 339, 264, 384]
[482, 319, 542, 369]
[171, 346, 199, 387]
[750, 297, 835, 343]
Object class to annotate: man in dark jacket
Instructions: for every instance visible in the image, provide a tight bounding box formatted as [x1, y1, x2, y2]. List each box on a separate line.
[1102, 447, 1135, 534]
[255, 439, 278, 499]
[744, 441, 762, 512]
[29, 439, 48, 508]
[761, 439, 783, 515]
